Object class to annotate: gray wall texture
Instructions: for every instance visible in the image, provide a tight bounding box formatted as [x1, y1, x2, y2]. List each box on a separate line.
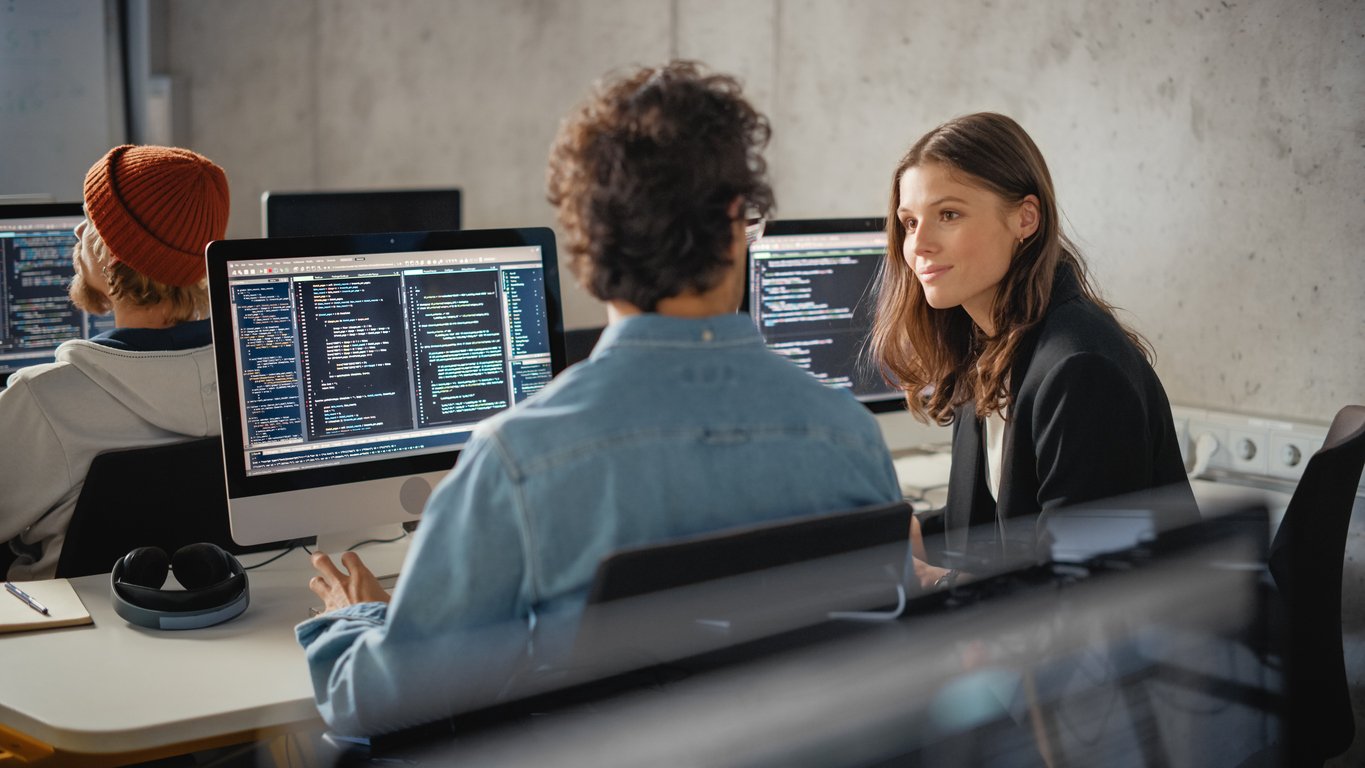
[160, 0, 1364, 426]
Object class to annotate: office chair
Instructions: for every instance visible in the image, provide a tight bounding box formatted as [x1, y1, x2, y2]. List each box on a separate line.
[571, 501, 914, 679]
[55, 437, 284, 578]
[0, 539, 16, 578]
[1103, 409, 1363, 766]
[334, 501, 917, 762]
[564, 326, 604, 366]
[1267, 404, 1365, 766]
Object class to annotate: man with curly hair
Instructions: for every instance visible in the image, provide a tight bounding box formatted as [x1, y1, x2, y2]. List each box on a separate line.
[298, 61, 901, 737]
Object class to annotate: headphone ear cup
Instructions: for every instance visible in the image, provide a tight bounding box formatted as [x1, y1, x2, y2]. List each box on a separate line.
[171, 542, 233, 590]
[119, 546, 171, 589]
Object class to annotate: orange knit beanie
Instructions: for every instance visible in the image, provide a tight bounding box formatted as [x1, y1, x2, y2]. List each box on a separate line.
[82, 145, 230, 287]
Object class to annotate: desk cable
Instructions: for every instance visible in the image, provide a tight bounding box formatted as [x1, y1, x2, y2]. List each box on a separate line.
[827, 538, 915, 622]
[239, 542, 307, 571]
[237, 530, 410, 572]
[298, 529, 409, 556]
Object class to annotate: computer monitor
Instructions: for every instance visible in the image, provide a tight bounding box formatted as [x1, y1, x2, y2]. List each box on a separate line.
[261, 188, 462, 238]
[206, 228, 565, 547]
[0, 203, 115, 381]
[745, 218, 904, 413]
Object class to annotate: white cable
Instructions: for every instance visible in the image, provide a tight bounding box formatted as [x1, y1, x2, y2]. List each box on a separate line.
[1188, 431, 1219, 479]
[828, 583, 907, 622]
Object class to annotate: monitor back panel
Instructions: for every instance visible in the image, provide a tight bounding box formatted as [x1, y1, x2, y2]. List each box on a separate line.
[262, 189, 462, 238]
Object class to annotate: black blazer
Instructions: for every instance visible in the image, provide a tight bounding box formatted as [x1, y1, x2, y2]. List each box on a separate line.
[928, 265, 1195, 566]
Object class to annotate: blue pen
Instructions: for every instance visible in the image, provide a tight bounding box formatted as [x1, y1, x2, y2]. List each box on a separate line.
[5, 581, 50, 616]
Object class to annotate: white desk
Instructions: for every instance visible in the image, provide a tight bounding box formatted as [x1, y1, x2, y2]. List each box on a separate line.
[873, 409, 949, 455]
[0, 538, 410, 764]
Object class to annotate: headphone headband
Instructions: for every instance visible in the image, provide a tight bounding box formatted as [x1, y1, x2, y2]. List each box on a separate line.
[110, 543, 250, 630]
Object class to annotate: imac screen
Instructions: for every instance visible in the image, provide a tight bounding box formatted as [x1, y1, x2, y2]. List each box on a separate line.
[261, 188, 462, 238]
[207, 228, 564, 545]
[746, 218, 903, 412]
[0, 203, 115, 382]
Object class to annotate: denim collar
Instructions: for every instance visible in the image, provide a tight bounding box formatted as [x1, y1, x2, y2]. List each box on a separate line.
[592, 313, 763, 355]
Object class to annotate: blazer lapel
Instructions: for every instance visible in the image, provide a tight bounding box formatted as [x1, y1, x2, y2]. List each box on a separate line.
[947, 403, 980, 547]
[995, 263, 1084, 550]
[947, 401, 996, 557]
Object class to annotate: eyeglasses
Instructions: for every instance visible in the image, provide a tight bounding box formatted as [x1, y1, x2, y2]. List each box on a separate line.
[744, 208, 766, 246]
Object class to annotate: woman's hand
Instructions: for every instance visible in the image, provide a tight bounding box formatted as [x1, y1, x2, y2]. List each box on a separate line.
[910, 514, 928, 562]
[909, 514, 955, 588]
[308, 551, 391, 613]
[913, 557, 954, 590]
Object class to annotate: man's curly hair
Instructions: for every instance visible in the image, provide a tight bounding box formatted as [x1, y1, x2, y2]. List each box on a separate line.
[546, 60, 774, 312]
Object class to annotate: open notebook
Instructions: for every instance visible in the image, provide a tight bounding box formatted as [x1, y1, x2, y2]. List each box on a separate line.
[1, 580, 93, 633]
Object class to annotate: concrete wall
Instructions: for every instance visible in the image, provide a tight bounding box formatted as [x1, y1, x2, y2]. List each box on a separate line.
[160, 0, 1364, 425]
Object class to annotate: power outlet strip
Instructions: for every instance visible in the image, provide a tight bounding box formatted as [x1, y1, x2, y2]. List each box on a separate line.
[1171, 405, 1337, 487]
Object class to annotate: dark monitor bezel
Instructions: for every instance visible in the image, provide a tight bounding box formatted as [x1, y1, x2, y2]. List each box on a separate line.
[261, 188, 463, 238]
[0, 202, 85, 220]
[205, 227, 566, 499]
[743, 216, 905, 414]
[0, 202, 89, 381]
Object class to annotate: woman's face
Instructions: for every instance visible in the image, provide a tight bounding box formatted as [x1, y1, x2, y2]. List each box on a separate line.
[896, 162, 1035, 334]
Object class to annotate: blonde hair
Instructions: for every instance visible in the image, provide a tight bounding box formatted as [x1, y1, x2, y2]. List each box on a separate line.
[78, 228, 208, 324]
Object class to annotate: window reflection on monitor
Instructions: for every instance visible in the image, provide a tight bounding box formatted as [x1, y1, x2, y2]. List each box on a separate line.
[261, 188, 462, 238]
[206, 228, 565, 548]
[0, 203, 116, 383]
[745, 218, 904, 414]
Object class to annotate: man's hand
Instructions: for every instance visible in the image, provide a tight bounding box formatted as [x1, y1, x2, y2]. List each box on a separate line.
[308, 551, 391, 613]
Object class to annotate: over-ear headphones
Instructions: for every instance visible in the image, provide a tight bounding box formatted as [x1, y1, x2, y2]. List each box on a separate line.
[110, 542, 249, 630]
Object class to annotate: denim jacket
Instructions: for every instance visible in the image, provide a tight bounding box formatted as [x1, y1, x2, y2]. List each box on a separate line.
[296, 313, 902, 736]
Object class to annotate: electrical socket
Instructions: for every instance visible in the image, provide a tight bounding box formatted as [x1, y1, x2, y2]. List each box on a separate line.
[1172, 405, 1330, 485]
[1266, 432, 1317, 482]
[1189, 422, 1231, 475]
[1177, 404, 1232, 476]
[1228, 428, 1269, 476]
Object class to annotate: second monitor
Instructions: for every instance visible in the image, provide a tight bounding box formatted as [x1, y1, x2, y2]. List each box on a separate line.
[746, 217, 903, 412]
[261, 188, 462, 238]
[0, 203, 116, 382]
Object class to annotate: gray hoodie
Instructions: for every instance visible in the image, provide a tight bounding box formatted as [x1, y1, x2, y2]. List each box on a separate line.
[0, 338, 220, 579]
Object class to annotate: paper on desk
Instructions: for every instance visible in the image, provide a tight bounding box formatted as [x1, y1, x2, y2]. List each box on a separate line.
[0, 579, 93, 634]
[893, 452, 954, 496]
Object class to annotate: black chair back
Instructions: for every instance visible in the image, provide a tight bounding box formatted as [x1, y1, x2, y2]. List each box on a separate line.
[573, 501, 913, 678]
[55, 437, 287, 578]
[564, 326, 604, 366]
[1268, 404, 1365, 765]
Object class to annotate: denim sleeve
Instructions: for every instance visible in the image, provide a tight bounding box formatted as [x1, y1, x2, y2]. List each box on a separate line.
[874, 436, 903, 503]
[295, 430, 536, 737]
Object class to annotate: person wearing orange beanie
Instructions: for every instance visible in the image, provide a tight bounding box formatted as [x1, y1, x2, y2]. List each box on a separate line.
[0, 145, 230, 580]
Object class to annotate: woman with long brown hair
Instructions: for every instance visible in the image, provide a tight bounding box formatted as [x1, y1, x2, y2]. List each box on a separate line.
[871, 113, 1194, 588]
